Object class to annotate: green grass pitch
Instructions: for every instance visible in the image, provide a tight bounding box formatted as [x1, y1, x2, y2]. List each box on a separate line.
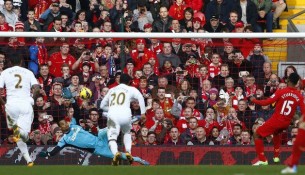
[0, 165, 304, 175]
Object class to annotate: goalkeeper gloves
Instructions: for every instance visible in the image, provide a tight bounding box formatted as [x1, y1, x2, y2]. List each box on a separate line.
[39, 151, 50, 158]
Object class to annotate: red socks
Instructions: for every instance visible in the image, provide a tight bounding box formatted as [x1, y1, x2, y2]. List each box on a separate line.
[273, 133, 281, 158]
[255, 138, 267, 161]
[290, 128, 305, 167]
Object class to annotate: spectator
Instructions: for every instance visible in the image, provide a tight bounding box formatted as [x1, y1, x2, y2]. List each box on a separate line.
[164, 126, 183, 145]
[0, 12, 13, 32]
[180, 117, 198, 143]
[205, 0, 233, 24]
[130, 39, 155, 71]
[145, 131, 158, 145]
[187, 126, 209, 145]
[179, 7, 194, 32]
[133, 3, 153, 31]
[213, 64, 230, 90]
[137, 126, 149, 145]
[42, 2, 61, 31]
[2, 37, 29, 68]
[238, 130, 252, 145]
[209, 126, 220, 145]
[48, 42, 76, 77]
[252, 0, 273, 33]
[29, 37, 48, 76]
[281, 65, 297, 83]
[152, 6, 173, 32]
[264, 73, 280, 97]
[225, 11, 239, 32]
[262, 62, 272, 85]
[227, 49, 252, 82]
[37, 111, 53, 145]
[168, 0, 187, 20]
[232, 0, 258, 30]
[272, 0, 286, 29]
[0, 0, 18, 27]
[236, 99, 254, 130]
[157, 42, 181, 68]
[28, 130, 44, 145]
[47, 127, 63, 145]
[24, 10, 41, 32]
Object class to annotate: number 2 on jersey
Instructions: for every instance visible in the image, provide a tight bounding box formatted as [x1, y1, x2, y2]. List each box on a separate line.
[14, 74, 22, 89]
[110, 92, 126, 106]
[280, 100, 294, 115]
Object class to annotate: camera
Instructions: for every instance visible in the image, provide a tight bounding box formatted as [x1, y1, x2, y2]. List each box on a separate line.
[271, 80, 277, 84]
[165, 94, 171, 98]
[93, 4, 99, 10]
[43, 115, 50, 119]
[176, 71, 184, 75]
[85, 51, 91, 56]
[81, 119, 87, 123]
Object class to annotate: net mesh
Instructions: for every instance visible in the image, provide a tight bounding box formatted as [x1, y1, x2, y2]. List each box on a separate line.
[0, 34, 304, 165]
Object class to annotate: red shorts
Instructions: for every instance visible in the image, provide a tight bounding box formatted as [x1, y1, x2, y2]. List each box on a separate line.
[256, 118, 290, 137]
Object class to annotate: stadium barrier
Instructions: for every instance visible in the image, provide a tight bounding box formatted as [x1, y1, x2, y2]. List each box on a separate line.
[0, 146, 305, 165]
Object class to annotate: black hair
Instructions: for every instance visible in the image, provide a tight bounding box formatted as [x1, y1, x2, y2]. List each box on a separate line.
[288, 72, 300, 85]
[120, 73, 132, 85]
[9, 54, 22, 66]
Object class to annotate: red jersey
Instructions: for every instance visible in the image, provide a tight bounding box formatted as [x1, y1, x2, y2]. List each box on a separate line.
[253, 87, 305, 123]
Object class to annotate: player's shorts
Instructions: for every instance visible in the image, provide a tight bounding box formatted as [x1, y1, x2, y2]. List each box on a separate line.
[107, 114, 132, 141]
[256, 118, 290, 138]
[5, 101, 34, 133]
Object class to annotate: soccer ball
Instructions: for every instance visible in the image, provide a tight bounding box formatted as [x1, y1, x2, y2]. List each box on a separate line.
[79, 87, 92, 100]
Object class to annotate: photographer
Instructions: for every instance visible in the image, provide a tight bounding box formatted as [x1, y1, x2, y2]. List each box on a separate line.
[133, 3, 153, 31]
[264, 73, 280, 97]
[72, 50, 99, 73]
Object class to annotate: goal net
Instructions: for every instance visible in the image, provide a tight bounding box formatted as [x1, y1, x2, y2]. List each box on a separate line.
[0, 32, 304, 165]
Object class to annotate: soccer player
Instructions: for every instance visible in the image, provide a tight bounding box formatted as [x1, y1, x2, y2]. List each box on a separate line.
[0, 55, 41, 166]
[38, 120, 150, 165]
[100, 73, 146, 166]
[250, 72, 305, 166]
[281, 119, 305, 173]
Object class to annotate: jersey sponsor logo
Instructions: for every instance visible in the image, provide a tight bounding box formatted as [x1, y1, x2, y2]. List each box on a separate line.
[70, 127, 81, 142]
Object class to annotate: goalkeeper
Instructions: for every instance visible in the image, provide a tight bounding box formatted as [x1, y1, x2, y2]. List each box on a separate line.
[39, 119, 149, 165]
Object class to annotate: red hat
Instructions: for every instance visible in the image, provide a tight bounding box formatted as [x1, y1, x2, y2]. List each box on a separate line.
[224, 42, 233, 47]
[143, 23, 152, 29]
[15, 21, 24, 30]
[235, 21, 244, 28]
[193, 17, 201, 23]
[136, 39, 146, 45]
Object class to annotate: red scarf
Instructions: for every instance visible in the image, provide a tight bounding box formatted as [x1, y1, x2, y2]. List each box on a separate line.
[37, 44, 48, 65]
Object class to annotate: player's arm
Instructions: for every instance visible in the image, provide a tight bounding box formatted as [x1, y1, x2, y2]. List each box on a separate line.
[250, 91, 280, 106]
[39, 137, 66, 158]
[0, 74, 5, 105]
[99, 90, 111, 112]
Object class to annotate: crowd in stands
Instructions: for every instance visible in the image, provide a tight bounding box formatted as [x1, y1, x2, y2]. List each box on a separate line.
[0, 0, 300, 147]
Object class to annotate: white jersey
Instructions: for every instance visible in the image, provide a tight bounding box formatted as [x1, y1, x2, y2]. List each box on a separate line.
[100, 84, 146, 117]
[0, 66, 38, 104]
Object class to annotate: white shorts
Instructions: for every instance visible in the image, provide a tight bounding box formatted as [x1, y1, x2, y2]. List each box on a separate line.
[5, 101, 34, 133]
[107, 114, 132, 141]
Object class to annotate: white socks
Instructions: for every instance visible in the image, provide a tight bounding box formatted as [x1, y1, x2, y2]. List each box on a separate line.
[123, 133, 132, 153]
[109, 140, 118, 155]
[16, 140, 32, 164]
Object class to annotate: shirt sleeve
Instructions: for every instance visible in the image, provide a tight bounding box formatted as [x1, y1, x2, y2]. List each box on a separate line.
[252, 89, 281, 106]
[30, 72, 39, 86]
[0, 73, 5, 88]
[100, 89, 111, 111]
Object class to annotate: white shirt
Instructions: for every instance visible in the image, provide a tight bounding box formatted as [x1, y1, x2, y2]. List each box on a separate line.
[0, 66, 38, 104]
[100, 84, 146, 117]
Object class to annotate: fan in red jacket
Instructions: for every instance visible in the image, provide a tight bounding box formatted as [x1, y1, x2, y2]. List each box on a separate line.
[130, 39, 155, 71]
[168, 0, 188, 20]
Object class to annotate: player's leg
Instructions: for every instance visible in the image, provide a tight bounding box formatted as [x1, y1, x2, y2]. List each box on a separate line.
[273, 132, 281, 163]
[281, 121, 305, 174]
[252, 121, 275, 165]
[107, 117, 121, 166]
[121, 123, 133, 164]
[6, 103, 34, 166]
